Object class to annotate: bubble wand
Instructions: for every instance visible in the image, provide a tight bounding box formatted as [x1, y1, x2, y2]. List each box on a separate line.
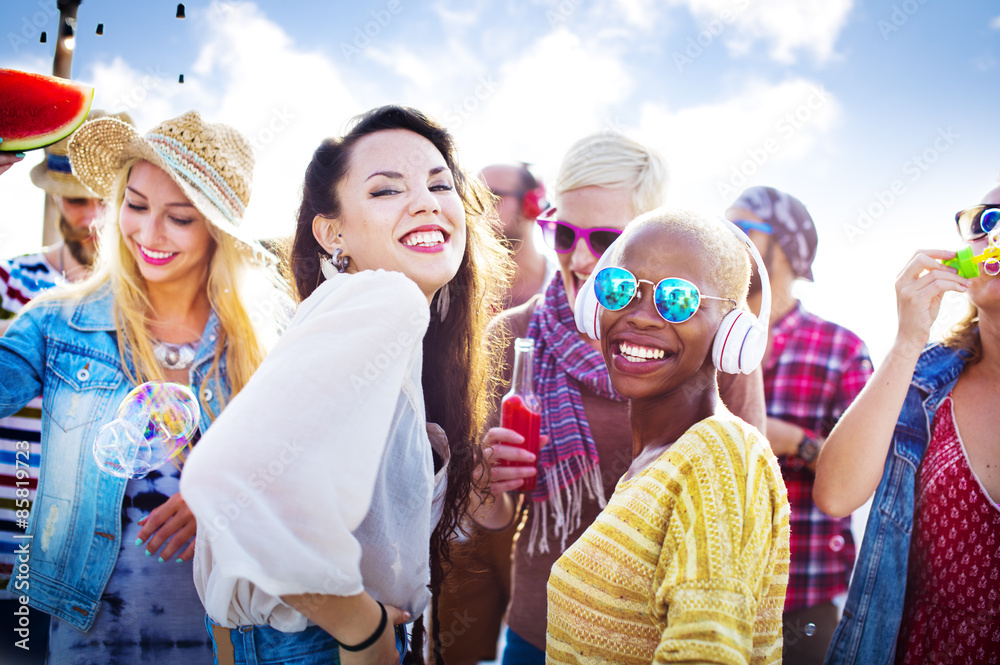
[943, 208, 1000, 278]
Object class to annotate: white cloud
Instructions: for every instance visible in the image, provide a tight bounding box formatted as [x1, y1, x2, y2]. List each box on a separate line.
[669, 0, 853, 63]
[432, 0, 486, 28]
[991, 14, 1000, 30]
[612, 0, 658, 28]
[360, 25, 635, 180]
[634, 77, 841, 209]
[2, 1, 374, 256]
[440, 28, 635, 178]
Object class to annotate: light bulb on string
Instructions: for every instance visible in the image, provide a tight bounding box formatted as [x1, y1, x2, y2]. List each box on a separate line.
[61, 18, 75, 51]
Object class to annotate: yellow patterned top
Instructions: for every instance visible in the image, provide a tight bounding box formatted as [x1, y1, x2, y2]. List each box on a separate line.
[546, 415, 790, 665]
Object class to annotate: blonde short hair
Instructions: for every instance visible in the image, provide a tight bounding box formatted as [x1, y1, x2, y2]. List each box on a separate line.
[554, 132, 669, 216]
[614, 208, 750, 309]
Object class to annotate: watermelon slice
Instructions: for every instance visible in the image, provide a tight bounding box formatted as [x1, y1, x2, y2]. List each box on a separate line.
[0, 69, 94, 152]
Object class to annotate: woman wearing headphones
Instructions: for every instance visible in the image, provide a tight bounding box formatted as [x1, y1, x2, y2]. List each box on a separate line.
[460, 133, 768, 665]
[545, 209, 790, 664]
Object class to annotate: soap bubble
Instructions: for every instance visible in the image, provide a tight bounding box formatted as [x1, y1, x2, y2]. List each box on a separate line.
[985, 257, 1000, 277]
[92, 382, 200, 479]
[93, 419, 152, 478]
[804, 623, 816, 637]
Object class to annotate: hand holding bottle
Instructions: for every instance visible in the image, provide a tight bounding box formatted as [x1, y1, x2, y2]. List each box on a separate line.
[497, 338, 542, 492]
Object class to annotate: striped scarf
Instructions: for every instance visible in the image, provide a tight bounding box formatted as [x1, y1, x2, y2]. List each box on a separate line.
[524, 274, 625, 555]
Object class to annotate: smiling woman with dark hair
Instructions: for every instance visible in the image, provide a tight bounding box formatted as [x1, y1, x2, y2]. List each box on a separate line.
[181, 105, 511, 665]
[545, 209, 790, 665]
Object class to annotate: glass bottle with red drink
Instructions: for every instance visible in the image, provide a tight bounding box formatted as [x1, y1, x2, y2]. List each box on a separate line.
[499, 337, 542, 492]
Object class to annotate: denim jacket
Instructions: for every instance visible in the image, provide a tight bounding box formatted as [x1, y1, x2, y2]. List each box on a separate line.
[825, 342, 967, 665]
[0, 283, 228, 631]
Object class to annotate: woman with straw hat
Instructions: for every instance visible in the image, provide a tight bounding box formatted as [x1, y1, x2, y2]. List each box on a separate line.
[0, 110, 290, 664]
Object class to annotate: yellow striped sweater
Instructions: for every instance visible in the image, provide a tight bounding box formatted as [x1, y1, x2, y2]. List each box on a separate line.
[546, 415, 790, 665]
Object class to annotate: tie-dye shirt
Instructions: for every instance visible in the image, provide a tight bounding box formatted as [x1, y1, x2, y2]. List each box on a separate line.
[45, 463, 214, 664]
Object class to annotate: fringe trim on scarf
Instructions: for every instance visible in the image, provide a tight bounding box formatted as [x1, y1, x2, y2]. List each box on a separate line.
[526, 460, 606, 555]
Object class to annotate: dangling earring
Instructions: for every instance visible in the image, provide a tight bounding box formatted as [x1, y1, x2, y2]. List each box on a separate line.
[435, 283, 451, 321]
[319, 248, 349, 280]
[332, 247, 350, 273]
[319, 254, 337, 280]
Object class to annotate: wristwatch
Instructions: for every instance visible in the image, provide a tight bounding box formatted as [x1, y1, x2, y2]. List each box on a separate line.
[797, 435, 820, 464]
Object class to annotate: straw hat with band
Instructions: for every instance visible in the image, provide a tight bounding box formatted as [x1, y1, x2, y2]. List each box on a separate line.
[30, 109, 134, 199]
[68, 110, 267, 258]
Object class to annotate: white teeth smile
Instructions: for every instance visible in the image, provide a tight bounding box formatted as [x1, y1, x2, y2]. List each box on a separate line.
[619, 341, 666, 362]
[402, 230, 445, 247]
[139, 245, 176, 260]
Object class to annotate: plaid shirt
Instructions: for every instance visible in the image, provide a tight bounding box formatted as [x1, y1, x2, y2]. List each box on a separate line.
[765, 301, 873, 612]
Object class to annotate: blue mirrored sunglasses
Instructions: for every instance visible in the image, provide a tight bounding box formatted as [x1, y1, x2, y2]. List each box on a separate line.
[955, 205, 1000, 241]
[594, 266, 736, 324]
[733, 219, 773, 235]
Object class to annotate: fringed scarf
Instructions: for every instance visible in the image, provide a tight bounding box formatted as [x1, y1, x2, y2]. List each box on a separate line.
[524, 274, 626, 555]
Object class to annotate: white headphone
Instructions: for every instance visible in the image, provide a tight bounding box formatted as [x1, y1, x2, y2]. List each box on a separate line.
[573, 217, 771, 375]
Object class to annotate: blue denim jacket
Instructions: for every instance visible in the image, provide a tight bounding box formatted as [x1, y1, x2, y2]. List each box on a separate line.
[825, 342, 967, 665]
[0, 283, 228, 631]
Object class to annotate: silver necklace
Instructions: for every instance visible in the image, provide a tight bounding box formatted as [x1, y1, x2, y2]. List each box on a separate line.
[153, 340, 199, 371]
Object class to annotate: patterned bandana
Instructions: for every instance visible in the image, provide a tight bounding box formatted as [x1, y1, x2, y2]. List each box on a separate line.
[524, 274, 625, 554]
[730, 186, 818, 281]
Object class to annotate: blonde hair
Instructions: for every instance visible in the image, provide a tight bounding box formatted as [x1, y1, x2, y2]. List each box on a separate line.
[554, 132, 669, 216]
[29, 160, 289, 422]
[943, 301, 981, 364]
[616, 208, 751, 309]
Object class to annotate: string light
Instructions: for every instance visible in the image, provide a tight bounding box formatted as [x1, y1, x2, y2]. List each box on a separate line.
[96, 23, 104, 36]
[61, 18, 76, 51]
[176, 4, 186, 19]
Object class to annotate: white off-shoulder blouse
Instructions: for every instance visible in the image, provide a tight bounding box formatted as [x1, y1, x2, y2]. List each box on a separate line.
[181, 269, 449, 632]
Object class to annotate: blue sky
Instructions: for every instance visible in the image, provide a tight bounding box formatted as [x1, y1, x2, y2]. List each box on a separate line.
[3, 0, 1000, 362]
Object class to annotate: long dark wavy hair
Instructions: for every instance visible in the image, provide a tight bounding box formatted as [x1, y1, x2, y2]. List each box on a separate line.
[289, 105, 511, 663]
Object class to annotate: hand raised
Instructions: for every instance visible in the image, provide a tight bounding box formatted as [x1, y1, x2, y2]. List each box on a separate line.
[894, 250, 971, 357]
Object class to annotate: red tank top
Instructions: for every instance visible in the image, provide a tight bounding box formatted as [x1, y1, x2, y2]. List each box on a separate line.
[895, 395, 1000, 664]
